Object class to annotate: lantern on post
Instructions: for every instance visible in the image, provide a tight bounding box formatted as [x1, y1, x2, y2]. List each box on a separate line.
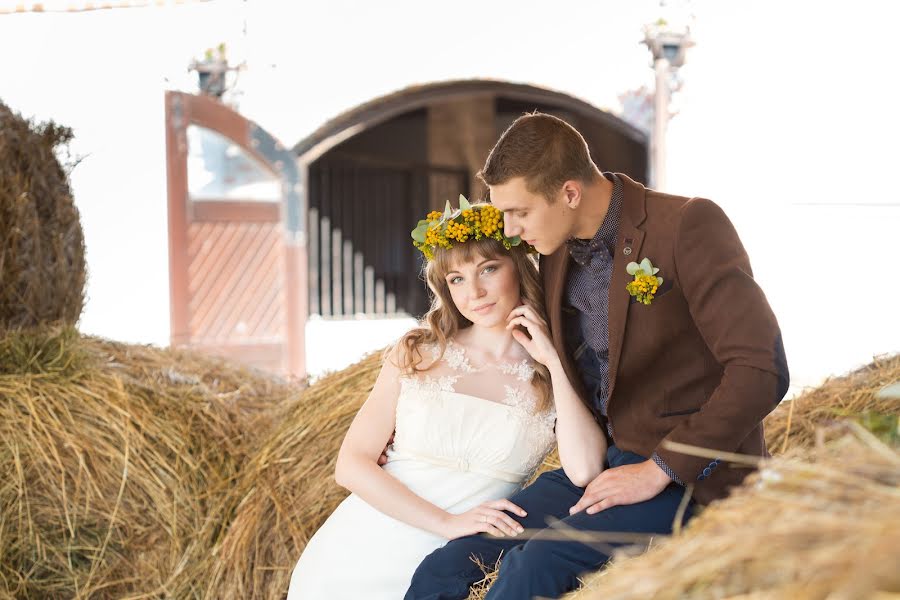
[642, 13, 694, 191]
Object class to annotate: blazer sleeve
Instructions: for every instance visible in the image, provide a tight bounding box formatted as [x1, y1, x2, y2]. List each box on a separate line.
[653, 197, 790, 483]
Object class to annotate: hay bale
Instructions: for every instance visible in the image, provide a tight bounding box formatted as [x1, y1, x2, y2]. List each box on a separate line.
[0, 101, 86, 330]
[563, 424, 900, 600]
[204, 350, 383, 600]
[0, 325, 295, 599]
[765, 353, 900, 452]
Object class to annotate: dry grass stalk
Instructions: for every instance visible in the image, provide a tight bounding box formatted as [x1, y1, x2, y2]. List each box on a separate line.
[467, 555, 503, 598]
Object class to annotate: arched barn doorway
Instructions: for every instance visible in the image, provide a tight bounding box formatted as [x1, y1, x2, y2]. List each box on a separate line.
[166, 81, 647, 378]
[295, 80, 648, 320]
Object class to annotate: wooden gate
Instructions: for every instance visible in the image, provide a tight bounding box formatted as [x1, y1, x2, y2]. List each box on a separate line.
[164, 91, 306, 377]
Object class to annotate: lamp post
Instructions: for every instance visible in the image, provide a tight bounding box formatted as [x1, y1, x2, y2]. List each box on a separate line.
[189, 43, 241, 101]
[643, 18, 693, 191]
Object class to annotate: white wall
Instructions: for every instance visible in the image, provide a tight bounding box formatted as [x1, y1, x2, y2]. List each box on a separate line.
[1, 0, 897, 388]
[664, 2, 900, 392]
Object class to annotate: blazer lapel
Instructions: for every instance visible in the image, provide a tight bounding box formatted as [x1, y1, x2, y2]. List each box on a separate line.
[607, 174, 647, 403]
[542, 249, 583, 397]
[544, 250, 568, 348]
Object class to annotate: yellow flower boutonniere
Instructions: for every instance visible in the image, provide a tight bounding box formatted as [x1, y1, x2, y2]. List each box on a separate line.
[626, 257, 664, 305]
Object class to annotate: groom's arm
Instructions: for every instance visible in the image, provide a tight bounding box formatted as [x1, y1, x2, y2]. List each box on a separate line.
[652, 197, 790, 483]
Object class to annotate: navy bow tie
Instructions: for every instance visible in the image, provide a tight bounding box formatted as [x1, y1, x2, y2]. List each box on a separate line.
[566, 240, 595, 267]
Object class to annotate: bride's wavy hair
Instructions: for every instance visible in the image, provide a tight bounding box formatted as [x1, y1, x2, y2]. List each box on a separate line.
[393, 235, 553, 412]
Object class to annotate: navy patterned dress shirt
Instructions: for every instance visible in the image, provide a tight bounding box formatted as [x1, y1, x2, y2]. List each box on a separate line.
[564, 173, 683, 485]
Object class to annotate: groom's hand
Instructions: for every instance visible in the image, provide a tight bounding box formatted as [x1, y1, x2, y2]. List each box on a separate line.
[376, 432, 395, 466]
[569, 460, 671, 515]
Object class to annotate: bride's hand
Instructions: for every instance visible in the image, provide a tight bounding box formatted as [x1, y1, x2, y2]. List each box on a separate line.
[440, 499, 527, 540]
[506, 301, 560, 368]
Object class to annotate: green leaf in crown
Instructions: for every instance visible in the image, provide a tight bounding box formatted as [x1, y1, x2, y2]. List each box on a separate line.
[411, 219, 430, 244]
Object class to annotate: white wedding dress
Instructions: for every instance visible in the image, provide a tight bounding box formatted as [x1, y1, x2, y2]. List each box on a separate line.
[286, 339, 557, 599]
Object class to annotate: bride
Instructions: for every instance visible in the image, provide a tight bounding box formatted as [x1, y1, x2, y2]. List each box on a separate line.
[287, 199, 607, 599]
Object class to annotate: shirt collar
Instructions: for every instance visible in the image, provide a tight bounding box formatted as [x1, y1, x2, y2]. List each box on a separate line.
[566, 173, 623, 266]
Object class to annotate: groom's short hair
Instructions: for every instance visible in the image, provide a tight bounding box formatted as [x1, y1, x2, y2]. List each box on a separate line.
[478, 112, 598, 201]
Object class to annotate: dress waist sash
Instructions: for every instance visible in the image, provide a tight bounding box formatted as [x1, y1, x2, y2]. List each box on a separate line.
[387, 449, 525, 484]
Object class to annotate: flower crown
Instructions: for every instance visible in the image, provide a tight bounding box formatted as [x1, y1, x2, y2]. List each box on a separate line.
[411, 195, 530, 260]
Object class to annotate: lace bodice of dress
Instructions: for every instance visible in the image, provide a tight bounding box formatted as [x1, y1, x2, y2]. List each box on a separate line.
[389, 339, 557, 483]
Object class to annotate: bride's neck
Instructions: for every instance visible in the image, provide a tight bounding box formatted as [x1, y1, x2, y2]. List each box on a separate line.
[454, 324, 522, 362]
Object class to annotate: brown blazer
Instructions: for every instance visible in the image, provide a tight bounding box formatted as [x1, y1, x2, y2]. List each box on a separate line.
[542, 174, 789, 505]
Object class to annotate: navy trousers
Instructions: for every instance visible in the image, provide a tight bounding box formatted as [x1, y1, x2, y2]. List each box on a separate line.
[404, 446, 694, 600]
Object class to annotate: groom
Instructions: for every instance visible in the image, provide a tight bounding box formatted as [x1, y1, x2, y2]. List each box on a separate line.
[404, 112, 789, 599]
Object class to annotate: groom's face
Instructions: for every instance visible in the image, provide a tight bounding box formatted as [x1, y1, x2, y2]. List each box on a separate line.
[489, 177, 574, 255]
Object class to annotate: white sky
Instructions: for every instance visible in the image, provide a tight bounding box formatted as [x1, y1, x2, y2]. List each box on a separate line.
[1, 0, 898, 391]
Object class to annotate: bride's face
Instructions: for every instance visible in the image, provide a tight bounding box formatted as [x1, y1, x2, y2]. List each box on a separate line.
[444, 252, 520, 328]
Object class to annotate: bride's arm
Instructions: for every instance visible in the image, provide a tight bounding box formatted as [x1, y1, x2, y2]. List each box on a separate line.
[508, 305, 607, 487]
[333, 345, 452, 537]
[545, 357, 607, 487]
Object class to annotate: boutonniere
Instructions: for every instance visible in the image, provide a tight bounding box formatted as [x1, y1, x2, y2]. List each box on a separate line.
[626, 257, 664, 305]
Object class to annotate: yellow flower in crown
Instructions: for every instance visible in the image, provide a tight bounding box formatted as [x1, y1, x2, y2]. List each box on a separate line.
[625, 257, 664, 305]
[411, 195, 532, 260]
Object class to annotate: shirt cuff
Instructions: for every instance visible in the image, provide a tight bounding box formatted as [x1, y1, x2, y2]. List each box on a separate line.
[651, 452, 684, 486]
